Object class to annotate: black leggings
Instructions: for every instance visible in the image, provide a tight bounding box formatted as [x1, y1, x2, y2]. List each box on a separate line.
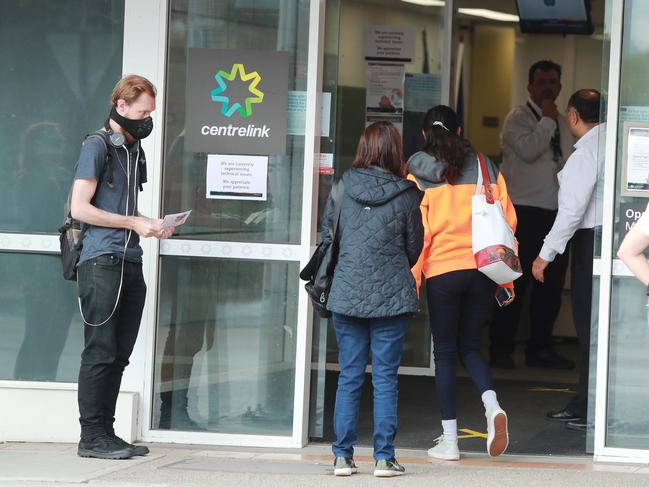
[427, 270, 497, 420]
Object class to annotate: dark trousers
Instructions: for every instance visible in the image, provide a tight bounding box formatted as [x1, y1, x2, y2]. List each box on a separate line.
[77, 254, 146, 440]
[490, 205, 570, 358]
[566, 229, 595, 417]
[427, 270, 496, 420]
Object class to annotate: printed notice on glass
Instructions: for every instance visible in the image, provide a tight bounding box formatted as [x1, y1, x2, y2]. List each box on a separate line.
[404, 73, 441, 112]
[366, 63, 404, 115]
[287, 91, 332, 137]
[206, 154, 268, 201]
[622, 122, 649, 197]
[364, 25, 416, 62]
[365, 62, 404, 135]
[318, 153, 334, 176]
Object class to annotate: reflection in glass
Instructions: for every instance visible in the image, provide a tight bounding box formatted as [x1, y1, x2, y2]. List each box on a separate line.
[153, 257, 298, 435]
[0, 253, 82, 382]
[606, 278, 649, 448]
[314, 2, 445, 374]
[163, 1, 310, 243]
[0, 0, 124, 233]
[605, 0, 649, 450]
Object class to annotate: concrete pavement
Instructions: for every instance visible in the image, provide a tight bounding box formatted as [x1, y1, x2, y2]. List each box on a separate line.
[2, 441, 649, 486]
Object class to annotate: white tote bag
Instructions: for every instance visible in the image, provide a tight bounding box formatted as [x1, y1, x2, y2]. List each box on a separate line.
[471, 153, 522, 284]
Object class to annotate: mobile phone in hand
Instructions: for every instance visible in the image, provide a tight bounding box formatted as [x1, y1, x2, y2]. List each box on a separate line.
[495, 286, 514, 307]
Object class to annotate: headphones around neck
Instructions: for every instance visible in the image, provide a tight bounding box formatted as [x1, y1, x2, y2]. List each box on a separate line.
[104, 119, 126, 147]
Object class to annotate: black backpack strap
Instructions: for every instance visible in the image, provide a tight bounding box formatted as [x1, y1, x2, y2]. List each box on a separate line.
[137, 141, 147, 192]
[331, 179, 345, 240]
[84, 130, 113, 188]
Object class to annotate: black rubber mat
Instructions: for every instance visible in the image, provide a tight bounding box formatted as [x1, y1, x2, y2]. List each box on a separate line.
[316, 371, 587, 456]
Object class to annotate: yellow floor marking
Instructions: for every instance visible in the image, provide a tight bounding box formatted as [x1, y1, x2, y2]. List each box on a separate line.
[458, 428, 487, 439]
[528, 387, 574, 393]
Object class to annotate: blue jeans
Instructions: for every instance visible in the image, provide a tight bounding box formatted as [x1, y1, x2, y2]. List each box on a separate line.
[331, 313, 409, 460]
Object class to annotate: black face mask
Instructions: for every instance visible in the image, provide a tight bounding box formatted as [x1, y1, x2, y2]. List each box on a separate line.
[110, 105, 153, 140]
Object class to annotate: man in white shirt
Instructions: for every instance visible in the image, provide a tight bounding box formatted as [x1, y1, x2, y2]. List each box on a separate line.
[532, 89, 603, 431]
[491, 60, 576, 370]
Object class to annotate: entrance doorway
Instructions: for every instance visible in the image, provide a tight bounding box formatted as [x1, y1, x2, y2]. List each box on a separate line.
[309, 0, 606, 457]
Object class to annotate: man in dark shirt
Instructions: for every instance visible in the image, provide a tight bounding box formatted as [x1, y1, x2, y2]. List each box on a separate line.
[71, 75, 172, 459]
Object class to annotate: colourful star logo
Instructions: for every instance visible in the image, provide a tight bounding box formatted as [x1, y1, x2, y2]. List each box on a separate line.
[210, 64, 264, 118]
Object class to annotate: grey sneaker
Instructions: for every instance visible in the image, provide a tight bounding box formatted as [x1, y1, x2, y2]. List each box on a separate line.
[333, 456, 358, 476]
[77, 434, 134, 460]
[110, 433, 150, 456]
[374, 458, 405, 477]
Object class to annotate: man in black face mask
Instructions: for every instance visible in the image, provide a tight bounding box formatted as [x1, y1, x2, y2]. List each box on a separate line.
[70, 75, 172, 459]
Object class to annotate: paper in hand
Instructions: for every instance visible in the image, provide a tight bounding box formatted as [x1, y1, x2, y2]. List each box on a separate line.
[162, 210, 192, 229]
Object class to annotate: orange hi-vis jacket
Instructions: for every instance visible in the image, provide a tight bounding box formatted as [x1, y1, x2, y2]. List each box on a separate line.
[406, 150, 518, 291]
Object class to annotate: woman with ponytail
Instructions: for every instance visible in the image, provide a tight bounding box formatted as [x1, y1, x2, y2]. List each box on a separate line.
[407, 105, 517, 460]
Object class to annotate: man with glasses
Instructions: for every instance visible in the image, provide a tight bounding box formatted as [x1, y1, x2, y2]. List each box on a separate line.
[490, 60, 575, 370]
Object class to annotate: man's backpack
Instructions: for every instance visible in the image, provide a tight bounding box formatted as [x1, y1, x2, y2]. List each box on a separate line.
[58, 131, 113, 281]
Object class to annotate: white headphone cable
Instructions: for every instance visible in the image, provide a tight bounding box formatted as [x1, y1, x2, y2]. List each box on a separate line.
[78, 144, 138, 327]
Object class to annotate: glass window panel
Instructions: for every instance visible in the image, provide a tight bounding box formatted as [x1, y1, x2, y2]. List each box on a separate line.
[0, 252, 83, 382]
[162, 1, 310, 243]
[0, 1, 124, 233]
[153, 256, 298, 435]
[606, 278, 649, 449]
[317, 1, 445, 371]
[605, 0, 649, 449]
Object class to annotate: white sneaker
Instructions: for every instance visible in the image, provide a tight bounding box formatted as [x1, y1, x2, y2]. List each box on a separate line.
[486, 408, 509, 457]
[427, 435, 460, 461]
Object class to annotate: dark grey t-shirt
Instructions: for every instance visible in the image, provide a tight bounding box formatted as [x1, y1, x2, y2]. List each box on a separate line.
[74, 135, 147, 264]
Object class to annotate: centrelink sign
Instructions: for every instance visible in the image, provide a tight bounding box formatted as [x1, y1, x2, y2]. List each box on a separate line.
[185, 48, 289, 155]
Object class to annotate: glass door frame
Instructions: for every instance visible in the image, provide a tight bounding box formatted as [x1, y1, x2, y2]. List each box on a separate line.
[323, 0, 458, 378]
[593, 0, 649, 464]
[134, 0, 329, 448]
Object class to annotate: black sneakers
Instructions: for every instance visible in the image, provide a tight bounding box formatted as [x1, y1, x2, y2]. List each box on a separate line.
[109, 433, 150, 456]
[77, 434, 134, 459]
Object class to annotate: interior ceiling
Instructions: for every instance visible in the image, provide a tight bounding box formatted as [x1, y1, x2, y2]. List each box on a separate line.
[357, 0, 606, 28]
[457, 0, 605, 27]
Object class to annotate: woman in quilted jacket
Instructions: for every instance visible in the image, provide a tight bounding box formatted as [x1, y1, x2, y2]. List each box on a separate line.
[321, 121, 423, 477]
[407, 105, 517, 461]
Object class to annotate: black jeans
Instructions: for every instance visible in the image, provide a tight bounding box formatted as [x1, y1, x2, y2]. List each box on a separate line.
[566, 229, 595, 417]
[427, 270, 497, 420]
[490, 205, 570, 357]
[77, 253, 146, 440]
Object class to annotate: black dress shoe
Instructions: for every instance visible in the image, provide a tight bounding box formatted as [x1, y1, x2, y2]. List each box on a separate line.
[566, 419, 588, 432]
[546, 408, 582, 422]
[525, 349, 576, 370]
[490, 354, 516, 369]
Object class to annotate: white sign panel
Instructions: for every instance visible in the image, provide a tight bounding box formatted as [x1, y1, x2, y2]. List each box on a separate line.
[364, 25, 416, 63]
[206, 154, 268, 201]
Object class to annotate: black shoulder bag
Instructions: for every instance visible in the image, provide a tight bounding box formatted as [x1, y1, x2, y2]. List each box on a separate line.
[299, 181, 344, 318]
[58, 131, 112, 281]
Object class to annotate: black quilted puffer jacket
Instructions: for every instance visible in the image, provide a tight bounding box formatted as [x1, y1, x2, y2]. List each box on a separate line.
[322, 166, 424, 318]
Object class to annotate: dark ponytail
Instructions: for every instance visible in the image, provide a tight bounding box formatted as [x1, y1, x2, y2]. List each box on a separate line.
[421, 105, 473, 183]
